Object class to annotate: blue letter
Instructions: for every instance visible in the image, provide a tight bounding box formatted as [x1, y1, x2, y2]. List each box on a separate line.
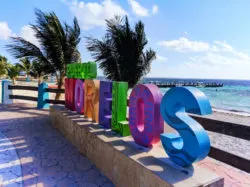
[160, 87, 212, 167]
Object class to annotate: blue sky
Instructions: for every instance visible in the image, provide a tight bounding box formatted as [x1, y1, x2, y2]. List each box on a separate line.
[1, 0, 250, 79]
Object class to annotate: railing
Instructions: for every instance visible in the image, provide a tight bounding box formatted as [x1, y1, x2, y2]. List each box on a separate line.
[192, 115, 250, 173]
[126, 98, 249, 172]
[1, 80, 249, 172]
[1, 80, 65, 108]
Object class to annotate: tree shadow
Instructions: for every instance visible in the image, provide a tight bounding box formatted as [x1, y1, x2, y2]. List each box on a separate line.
[53, 106, 195, 184]
[0, 104, 113, 186]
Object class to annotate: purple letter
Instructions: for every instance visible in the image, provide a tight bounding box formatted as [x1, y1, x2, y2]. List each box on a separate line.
[99, 81, 113, 128]
[129, 84, 163, 147]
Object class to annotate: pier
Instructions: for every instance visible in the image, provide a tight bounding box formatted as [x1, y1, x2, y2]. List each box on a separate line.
[143, 81, 223, 88]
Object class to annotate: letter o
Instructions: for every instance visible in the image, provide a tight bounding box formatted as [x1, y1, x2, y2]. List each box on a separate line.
[129, 84, 163, 147]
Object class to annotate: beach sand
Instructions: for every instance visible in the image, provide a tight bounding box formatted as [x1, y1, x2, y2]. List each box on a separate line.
[0, 80, 64, 105]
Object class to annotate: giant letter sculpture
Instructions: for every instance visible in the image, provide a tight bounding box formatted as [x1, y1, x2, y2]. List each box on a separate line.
[2, 80, 12, 104]
[65, 78, 76, 110]
[84, 80, 100, 123]
[69, 78, 77, 111]
[111, 82, 130, 136]
[160, 87, 212, 167]
[129, 84, 163, 147]
[65, 78, 70, 109]
[99, 81, 112, 128]
[37, 82, 49, 109]
[74, 79, 85, 114]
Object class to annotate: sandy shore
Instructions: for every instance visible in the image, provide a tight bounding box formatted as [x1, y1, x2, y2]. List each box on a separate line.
[0, 80, 64, 105]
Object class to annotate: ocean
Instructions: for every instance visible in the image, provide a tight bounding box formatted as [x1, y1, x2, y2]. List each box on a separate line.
[2, 77, 250, 115]
[143, 78, 250, 114]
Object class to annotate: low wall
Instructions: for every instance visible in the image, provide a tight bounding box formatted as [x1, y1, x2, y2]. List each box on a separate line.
[50, 105, 223, 187]
[191, 113, 250, 173]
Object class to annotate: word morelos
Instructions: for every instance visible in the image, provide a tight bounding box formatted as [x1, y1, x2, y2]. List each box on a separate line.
[65, 62, 212, 167]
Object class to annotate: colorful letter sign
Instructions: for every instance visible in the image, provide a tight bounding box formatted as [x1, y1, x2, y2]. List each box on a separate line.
[63, 65, 213, 167]
[129, 84, 163, 147]
[160, 87, 212, 167]
[74, 79, 85, 114]
[99, 81, 113, 128]
[67, 62, 97, 79]
[65, 78, 70, 108]
[111, 82, 130, 136]
[84, 80, 100, 123]
[65, 78, 76, 111]
[2, 80, 12, 104]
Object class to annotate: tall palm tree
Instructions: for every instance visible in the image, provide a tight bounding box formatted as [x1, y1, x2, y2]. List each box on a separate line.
[17, 57, 32, 81]
[30, 60, 45, 85]
[86, 16, 156, 88]
[0, 55, 9, 77]
[7, 64, 21, 85]
[6, 9, 81, 99]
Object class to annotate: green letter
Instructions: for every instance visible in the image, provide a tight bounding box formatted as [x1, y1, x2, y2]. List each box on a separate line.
[111, 81, 130, 136]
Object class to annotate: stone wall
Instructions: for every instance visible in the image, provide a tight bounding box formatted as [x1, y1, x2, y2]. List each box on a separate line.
[50, 105, 224, 187]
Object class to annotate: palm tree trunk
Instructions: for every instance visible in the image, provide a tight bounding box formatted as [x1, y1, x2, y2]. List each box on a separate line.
[12, 78, 15, 85]
[26, 74, 30, 82]
[38, 76, 42, 85]
[55, 75, 64, 100]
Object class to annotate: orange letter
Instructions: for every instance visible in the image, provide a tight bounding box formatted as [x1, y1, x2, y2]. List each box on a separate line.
[84, 80, 100, 123]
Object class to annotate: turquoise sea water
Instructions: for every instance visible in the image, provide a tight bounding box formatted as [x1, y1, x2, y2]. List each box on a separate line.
[2, 77, 250, 114]
[144, 78, 250, 114]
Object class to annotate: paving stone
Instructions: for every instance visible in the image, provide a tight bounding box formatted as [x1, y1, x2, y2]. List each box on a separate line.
[0, 103, 113, 187]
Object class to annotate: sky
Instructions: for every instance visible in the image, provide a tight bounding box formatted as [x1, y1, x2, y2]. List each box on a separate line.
[1, 0, 250, 80]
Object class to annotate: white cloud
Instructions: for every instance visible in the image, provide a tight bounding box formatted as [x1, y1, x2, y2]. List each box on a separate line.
[156, 54, 168, 62]
[183, 52, 250, 79]
[157, 37, 210, 52]
[154, 37, 250, 79]
[182, 43, 250, 79]
[158, 37, 250, 60]
[152, 5, 158, 15]
[20, 25, 40, 47]
[0, 21, 15, 40]
[67, 0, 127, 30]
[186, 52, 242, 67]
[128, 0, 149, 17]
[213, 41, 233, 52]
[0, 22, 40, 47]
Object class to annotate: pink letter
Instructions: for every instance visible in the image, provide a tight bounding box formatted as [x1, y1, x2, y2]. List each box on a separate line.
[65, 78, 76, 111]
[74, 79, 85, 114]
[65, 78, 70, 109]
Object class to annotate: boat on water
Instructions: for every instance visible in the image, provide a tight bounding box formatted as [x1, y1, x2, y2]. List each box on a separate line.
[142, 80, 223, 88]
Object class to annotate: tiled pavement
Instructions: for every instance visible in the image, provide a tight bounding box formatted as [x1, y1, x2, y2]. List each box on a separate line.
[0, 103, 249, 187]
[0, 103, 114, 187]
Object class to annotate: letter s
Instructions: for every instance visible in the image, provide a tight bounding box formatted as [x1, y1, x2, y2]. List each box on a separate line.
[160, 87, 212, 167]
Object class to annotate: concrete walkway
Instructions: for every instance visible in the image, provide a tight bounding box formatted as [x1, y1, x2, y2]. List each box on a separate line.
[0, 104, 114, 187]
[0, 103, 249, 187]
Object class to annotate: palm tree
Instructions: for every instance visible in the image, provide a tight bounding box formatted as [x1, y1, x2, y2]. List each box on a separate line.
[17, 57, 32, 81]
[86, 16, 156, 88]
[6, 9, 81, 99]
[30, 60, 45, 85]
[7, 64, 21, 85]
[0, 55, 9, 78]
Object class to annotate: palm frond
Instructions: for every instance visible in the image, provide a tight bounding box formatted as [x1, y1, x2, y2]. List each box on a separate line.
[6, 9, 81, 87]
[86, 15, 156, 88]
